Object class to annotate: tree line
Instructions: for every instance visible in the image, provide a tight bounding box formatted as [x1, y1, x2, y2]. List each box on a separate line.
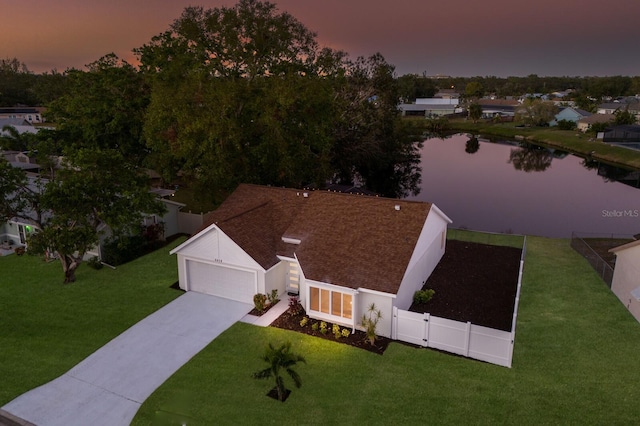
[396, 74, 640, 104]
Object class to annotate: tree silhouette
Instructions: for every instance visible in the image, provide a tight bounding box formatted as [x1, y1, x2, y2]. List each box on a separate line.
[508, 145, 553, 172]
[465, 136, 480, 154]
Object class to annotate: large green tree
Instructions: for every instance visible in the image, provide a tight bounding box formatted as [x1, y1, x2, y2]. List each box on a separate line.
[331, 54, 422, 198]
[614, 107, 637, 125]
[1, 149, 165, 283]
[515, 98, 558, 127]
[137, 1, 345, 194]
[397, 73, 436, 102]
[137, 1, 422, 198]
[468, 103, 482, 123]
[46, 54, 150, 164]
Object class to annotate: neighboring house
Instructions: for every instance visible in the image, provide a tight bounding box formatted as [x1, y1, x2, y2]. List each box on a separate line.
[399, 98, 461, 117]
[433, 89, 460, 100]
[0, 159, 185, 257]
[577, 113, 614, 132]
[476, 99, 519, 118]
[549, 107, 591, 126]
[1, 150, 41, 173]
[84, 197, 186, 261]
[0, 174, 47, 247]
[398, 103, 459, 117]
[609, 240, 640, 323]
[0, 119, 39, 140]
[0, 218, 38, 247]
[170, 184, 452, 338]
[0, 107, 46, 124]
[597, 102, 640, 124]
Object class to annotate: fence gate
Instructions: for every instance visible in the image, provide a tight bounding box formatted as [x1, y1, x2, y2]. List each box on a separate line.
[393, 308, 430, 347]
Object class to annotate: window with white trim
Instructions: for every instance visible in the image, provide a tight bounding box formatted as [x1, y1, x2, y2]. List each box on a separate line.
[309, 286, 352, 319]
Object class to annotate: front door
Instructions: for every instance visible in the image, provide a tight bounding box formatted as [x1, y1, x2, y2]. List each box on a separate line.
[286, 261, 300, 294]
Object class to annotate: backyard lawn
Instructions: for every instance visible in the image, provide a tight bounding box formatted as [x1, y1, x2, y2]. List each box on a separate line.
[132, 236, 640, 425]
[0, 238, 185, 406]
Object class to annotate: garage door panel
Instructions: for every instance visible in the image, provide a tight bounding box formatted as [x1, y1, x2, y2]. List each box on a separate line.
[186, 260, 255, 304]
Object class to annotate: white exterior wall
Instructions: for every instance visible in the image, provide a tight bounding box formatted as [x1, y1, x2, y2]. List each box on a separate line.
[171, 225, 264, 293]
[0, 222, 20, 245]
[611, 243, 640, 323]
[395, 205, 451, 310]
[265, 261, 288, 298]
[357, 289, 395, 338]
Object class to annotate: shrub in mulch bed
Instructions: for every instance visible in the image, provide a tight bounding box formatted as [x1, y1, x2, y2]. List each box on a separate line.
[270, 308, 391, 355]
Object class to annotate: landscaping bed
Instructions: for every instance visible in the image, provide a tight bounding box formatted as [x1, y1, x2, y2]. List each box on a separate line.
[271, 239, 521, 354]
[271, 309, 391, 355]
[411, 239, 522, 331]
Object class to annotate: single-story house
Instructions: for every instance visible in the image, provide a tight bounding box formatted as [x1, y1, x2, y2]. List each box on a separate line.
[0, 107, 46, 124]
[170, 184, 452, 338]
[609, 240, 640, 323]
[476, 99, 519, 118]
[577, 114, 614, 132]
[398, 103, 459, 117]
[549, 107, 591, 126]
[597, 102, 640, 124]
[1, 150, 41, 173]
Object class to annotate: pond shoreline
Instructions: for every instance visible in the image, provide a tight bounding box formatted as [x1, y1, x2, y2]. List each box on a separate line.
[439, 121, 640, 171]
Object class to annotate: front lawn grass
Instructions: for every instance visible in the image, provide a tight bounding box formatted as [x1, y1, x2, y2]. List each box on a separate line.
[133, 236, 640, 425]
[0, 238, 186, 406]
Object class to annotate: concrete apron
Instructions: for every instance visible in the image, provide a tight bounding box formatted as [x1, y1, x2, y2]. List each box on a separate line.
[2, 292, 251, 426]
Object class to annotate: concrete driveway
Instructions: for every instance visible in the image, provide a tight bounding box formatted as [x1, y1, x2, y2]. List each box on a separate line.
[2, 292, 251, 426]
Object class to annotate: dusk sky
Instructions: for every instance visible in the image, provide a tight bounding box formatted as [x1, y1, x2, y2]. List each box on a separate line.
[3, 0, 639, 77]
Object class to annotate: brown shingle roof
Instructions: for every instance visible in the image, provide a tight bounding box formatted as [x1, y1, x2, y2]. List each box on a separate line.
[202, 184, 433, 294]
[578, 114, 614, 124]
[201, 185, 307, 269]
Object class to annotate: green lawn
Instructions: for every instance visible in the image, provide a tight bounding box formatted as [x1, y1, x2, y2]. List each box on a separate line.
[0, 238, 185, 405]
[132, 237, 640, 425]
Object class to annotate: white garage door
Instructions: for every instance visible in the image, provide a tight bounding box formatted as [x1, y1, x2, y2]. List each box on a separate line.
[186, 260, 256, 304]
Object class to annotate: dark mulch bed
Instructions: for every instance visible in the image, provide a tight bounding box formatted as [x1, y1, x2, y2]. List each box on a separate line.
[271, 309, 391, 355]
[271, 239, 521, 353]
[248, 302, 278, 316]
[411, 240, 522, 331]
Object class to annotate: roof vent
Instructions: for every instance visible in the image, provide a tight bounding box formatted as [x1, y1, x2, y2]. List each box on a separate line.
[303, 192, 309, 198]
[395, 205, 401, 211]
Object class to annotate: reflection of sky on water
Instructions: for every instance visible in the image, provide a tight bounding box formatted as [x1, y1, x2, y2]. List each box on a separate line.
[407, 134, 640, 237]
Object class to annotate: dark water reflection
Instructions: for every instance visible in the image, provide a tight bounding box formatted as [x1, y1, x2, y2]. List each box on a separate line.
[407, 134, 640, 237]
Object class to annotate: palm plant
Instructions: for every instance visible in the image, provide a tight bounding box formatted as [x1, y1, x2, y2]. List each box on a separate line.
[252, 341, 306, 402]
[361, 303, 382, 345]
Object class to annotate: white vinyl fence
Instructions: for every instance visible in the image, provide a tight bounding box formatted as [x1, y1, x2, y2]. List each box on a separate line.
[392, 256, 525, 368]
[177, 211, 208, 235]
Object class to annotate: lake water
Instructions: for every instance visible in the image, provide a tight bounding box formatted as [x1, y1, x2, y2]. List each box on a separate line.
[407, 134, 640, 238]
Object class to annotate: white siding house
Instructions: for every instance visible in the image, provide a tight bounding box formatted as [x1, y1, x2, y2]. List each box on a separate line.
[170, 184, 452, 337]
